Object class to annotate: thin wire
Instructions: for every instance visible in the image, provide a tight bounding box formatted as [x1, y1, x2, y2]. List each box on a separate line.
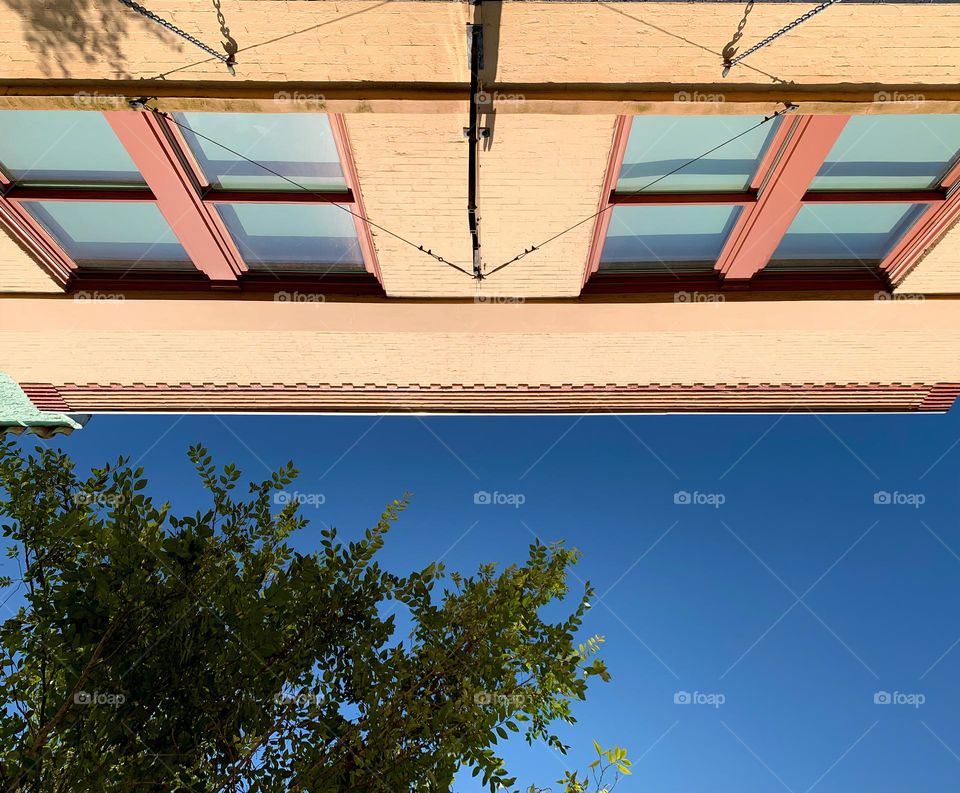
[484, 104, 797, 279]
[154, 109, 473, 278]
[152, 0, 396, 80]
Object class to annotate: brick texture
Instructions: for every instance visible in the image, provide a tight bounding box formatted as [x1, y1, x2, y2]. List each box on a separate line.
[0, 226, 62, 293]
[3, 299, 960, 391]
[897, 218, 960, 294]
[5, 2, 960, 87]
[348, 112, 614, 297]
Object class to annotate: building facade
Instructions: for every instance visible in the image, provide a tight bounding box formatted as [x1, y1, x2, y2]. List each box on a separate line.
[2, 0, 960, 413]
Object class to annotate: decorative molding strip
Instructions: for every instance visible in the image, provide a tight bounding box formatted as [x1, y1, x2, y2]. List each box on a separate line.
[20, 382, 960, 414]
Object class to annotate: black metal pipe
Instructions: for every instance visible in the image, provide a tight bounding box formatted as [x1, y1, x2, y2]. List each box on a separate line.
[467, 21, 484, 279]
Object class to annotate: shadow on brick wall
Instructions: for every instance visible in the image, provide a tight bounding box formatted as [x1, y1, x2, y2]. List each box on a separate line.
[2, 0, 175, 78]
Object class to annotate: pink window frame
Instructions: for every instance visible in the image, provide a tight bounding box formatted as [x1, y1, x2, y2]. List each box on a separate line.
[584, 113, 960, 292]
[0, 110, 381, 293]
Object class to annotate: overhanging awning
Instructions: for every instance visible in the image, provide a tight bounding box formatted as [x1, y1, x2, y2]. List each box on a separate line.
[0, 372, 87, 438]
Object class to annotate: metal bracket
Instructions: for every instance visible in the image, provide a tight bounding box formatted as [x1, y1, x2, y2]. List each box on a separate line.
[128, 96, 158, 112]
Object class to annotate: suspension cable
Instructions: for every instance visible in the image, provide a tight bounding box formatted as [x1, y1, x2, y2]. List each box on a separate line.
[150, 107, 472, 278]
[484, 104, 797, 279]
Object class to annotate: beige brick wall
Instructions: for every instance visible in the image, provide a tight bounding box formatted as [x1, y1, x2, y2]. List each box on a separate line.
[494, 2, 960, 87]
[347, 113, 473, 298]
[475, 113, 614, 298]
[6, 2, 960, 87]
[6, 328, 959, 388]
[348, 112, 613, 298]
[2, 1, 468, 83]
[0, 228, 62, 293]
[897, 220, 960, 294]
[3, 299, 960, 389]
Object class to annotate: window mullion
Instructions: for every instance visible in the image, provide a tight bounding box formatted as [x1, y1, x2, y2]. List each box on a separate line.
[716, 114, 848, 281]
[104, 110, 243, 285]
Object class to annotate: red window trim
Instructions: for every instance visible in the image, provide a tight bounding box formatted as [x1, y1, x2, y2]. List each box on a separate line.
[584, 113, 960, 293]
[329, 112, 382, 284]
[882, 187, 960, 284]
[0, 197, 75, 285]
[716, 114, 849, 280]
[0, 110, 382, 293]
[583, 115, 630, 288]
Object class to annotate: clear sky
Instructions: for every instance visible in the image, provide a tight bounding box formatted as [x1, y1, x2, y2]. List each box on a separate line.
[7, 409, 960, 792]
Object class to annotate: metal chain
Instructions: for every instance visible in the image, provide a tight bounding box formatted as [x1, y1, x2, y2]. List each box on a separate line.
[723, 0, 843, 74]
[116, 0, 236, 73]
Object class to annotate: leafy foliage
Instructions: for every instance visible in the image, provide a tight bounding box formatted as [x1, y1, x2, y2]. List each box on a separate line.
[0, 440, 625, 792]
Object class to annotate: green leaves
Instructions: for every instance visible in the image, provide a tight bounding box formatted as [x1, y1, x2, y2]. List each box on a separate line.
[0, 441, 615, 793]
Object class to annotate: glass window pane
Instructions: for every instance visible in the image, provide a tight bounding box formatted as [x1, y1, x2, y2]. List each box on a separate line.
[769, 203, 925, 266]
[812, 115, 960, 190]
[216, 203, 363, 271]
[600, 204, 741, 271]
[0, 111, 143, 186]
[175, 113, 347, 191]
[617, 116, 779, 193]
[23, 201, 191, 269]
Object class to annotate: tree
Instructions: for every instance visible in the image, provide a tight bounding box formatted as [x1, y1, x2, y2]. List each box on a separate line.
[0, 440, 629, 792]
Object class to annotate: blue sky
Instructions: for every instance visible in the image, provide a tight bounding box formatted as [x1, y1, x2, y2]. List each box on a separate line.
[7, 409, 960, 792]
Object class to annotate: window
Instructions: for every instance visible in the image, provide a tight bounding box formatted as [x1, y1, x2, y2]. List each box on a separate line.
[170, 113, 364, 273]
[23, 202, 191, 269]
[216, 204, 363, 270]
[174, 113, 348, 192]
[0, 111, 144, 186]
[0, 110, 379, 290]
[601, 205, 742, 271]
[587, 114, 960, 291]
[617, 116, 778, 193]
[768, 203, 926, 270]
[811, 116, 960, 191]
[597, 114, 780, 275]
